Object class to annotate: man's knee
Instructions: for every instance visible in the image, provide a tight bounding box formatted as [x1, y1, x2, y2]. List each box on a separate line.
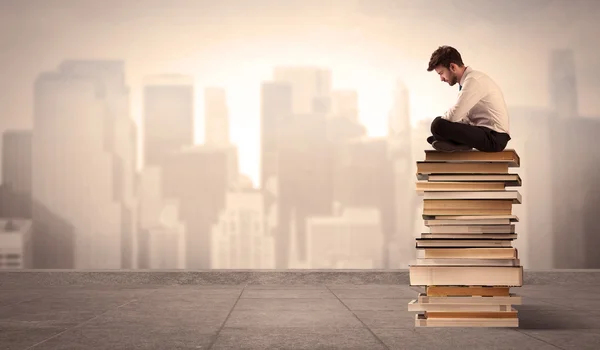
[430, 116, 446, 135]
[493, 135, 511, 152]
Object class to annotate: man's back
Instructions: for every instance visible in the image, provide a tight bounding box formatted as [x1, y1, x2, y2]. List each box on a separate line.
[461, 67, 510, 135]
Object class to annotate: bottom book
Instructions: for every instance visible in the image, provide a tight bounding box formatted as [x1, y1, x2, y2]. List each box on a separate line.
[408, 289, 521, 328]
[415, 313, 519, 327]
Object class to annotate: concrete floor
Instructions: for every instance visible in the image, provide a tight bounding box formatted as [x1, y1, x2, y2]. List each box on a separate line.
[1, 273, 600, 349]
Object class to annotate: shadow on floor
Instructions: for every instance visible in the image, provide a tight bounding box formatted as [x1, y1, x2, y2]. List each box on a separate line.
[517, 309, 600, 330]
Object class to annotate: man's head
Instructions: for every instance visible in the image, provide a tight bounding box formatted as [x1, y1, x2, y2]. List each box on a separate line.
[427, 46, 466, 86]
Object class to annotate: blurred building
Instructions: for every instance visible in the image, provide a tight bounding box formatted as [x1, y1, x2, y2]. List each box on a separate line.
[387, 80, 416, 268]
[32, 60, 137, 269]
[507, 106, 554, 269]
[143, 74, 195, 167]
[0, 219, 33, 269]
[137, 166, 187, 269]
[411, 117, 434, 237]
[211, 176, 274, 269]
[547, 49, 600, 268]
[549, 116, 600, 268]
[161, 145, 233, 269]
[277, 113, 334, 267]
[260, 81, 292, 193]
[273, 67, 332, 114]
[305, 205, 383, 269]
[549, 49, 578, 119]
[333, 136, 396, 267]
[1, 130, 32, 219]
[146, 202, 186, 269]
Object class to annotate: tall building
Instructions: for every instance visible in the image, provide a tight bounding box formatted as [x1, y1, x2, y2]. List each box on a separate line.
[143, 74, 195, 167]
[146, 202, 186, 269]
[0, 219, 33, 269]
[146, 224, 186, 269]
[264, 68, 364, 268]
[333, 137, 396, 267]
[263, 67, 337, 268]
[507, 106, 554, 269]
[260, 82, 292, 191]
[204, 87, 230, 146]
[277, 114, 334, 267]
[273, 67, 332, 115]
[136, 166, 187, 269]
[546, 50, 600, 268]
[549, 117, 600, 268]
[387, 80, 411, 143]
[161, 145, 231, 269]
[305, 206, 383, 269]
[138, 167, 166, 232]
[32, 60, 137, 269]
[203, 86, 238, 186]
[1, 130, 32, 218]
[211, 177, 274, 269]
[549, 49, 578, 119]
[387, 80, 416, 268]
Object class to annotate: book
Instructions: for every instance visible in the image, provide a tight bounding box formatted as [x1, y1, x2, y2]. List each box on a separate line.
[409, 148, 523, 328]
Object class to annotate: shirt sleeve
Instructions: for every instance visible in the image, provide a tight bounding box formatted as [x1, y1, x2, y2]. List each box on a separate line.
[442, 78, 487, 123]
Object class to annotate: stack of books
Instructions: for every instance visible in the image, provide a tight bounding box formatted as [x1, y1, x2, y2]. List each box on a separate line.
[408, 149, 523, 327]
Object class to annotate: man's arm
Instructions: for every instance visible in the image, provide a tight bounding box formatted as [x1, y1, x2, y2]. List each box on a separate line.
[442, 78, 487, 123]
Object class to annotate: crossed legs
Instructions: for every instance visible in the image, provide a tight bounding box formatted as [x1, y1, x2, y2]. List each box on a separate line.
[428, 117, 511, 152]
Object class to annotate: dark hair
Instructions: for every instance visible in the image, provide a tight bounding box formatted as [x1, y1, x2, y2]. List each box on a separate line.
[427, 46, 464, 71]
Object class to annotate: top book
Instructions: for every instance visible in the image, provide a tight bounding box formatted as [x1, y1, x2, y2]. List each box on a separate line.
[423, 149, 520, 168]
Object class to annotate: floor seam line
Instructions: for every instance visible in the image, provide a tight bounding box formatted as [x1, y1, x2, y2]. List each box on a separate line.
[25, 289, 158, 349]
[206, 283, 247, 349]
[512, 328, 567, 350]
[325, 285, 390, 350]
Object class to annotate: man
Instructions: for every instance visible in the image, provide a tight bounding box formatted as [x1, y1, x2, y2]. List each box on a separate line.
[426, 46, 511, 152]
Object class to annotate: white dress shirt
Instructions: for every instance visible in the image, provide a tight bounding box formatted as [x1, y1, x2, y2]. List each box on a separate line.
[442, 66, 510, 135]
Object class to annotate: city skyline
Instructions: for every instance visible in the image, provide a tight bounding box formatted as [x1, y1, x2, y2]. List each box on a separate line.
[1, 46, 599, 271]
[0, 56, 594, 189]
[1, 0, 600, 271]
[1, 60, 415, 270]
[1, 63, 422, 188]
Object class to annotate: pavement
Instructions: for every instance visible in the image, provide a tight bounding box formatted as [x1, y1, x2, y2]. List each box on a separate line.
[1, 271, 600, 349]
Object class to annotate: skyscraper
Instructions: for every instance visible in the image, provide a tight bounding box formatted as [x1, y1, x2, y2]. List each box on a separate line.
[549, 49, 578, 119]
[161, 145, 230, 269]
[211, 184, 274, 269]
[387, 80, 416, 268]
[273, 67, 332, 115]
[260, 82, 292, 190]
[143, 74, 195, 167]
[0, 219, 33, 269]
[277, 113, 334, 266]
[32, 60, 137, 269]
[1, 130, 32, 218]
[332, 137, 396, 268]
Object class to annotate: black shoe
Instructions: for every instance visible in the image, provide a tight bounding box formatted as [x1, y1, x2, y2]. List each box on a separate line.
[432, 140, 472, 152]
[427, 136, 435, 145]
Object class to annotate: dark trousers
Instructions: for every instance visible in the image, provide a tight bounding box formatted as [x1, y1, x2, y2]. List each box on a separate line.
[429, 117, 511, 152]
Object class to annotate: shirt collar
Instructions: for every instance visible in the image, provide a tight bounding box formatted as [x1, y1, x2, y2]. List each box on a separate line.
[459, 66, 472, 89]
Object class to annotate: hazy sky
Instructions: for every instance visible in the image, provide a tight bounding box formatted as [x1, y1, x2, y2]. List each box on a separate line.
[1, 0, 599, 184]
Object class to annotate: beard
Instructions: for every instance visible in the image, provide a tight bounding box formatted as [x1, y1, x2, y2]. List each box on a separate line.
[448, 73, 459, 86]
